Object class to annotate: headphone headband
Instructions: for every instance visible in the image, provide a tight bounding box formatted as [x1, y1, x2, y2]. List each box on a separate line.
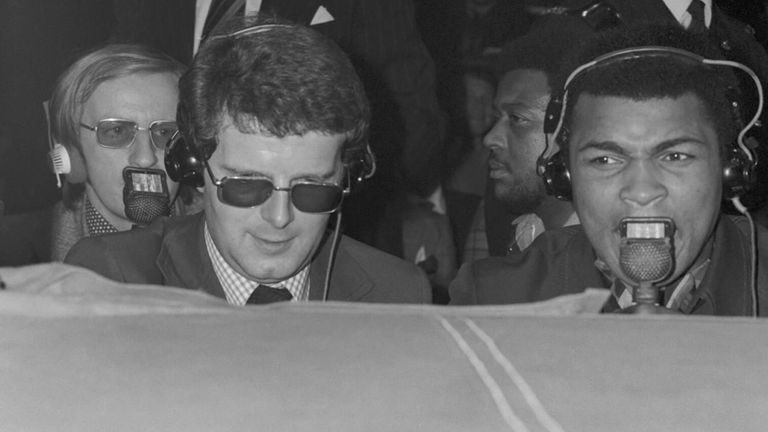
[539, 45, 765, 200]
[207, 24, 293, 41]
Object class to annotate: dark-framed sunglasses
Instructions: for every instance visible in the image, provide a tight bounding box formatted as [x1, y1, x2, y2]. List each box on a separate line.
[80, 119, 178, 150]
[203, 160, 347, 213]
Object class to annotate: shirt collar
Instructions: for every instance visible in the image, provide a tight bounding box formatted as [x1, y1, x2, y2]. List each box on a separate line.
[204, 223, 310, 305]
[84, 197, 118, 236]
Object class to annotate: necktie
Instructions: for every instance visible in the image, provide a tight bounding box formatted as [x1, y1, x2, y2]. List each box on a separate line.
[202, 0, 246, 41]
[686, 0, 707, 33]
[246, 285, 293, 304]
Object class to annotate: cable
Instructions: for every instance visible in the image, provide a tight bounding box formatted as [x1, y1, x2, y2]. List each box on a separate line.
[168, 184, 183, 213]
[322, 209, 343, 301]
[731, 196, 758, 317]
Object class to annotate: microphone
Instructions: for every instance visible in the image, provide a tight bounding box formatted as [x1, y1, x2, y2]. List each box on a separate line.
[122, 167, 171, 226]
[617, 217, 677, 314]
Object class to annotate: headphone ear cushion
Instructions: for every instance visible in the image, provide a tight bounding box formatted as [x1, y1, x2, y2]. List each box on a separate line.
[342, 141, 376, 192]
[164, 133, 205, 188]
[542, 151, 572, 201]
[66, 146, 88, 184]
[722, 145, 755, 199]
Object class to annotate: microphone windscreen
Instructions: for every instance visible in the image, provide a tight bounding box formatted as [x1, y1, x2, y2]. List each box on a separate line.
[619, 239, 673, 284]
[125, 193, 170, 225]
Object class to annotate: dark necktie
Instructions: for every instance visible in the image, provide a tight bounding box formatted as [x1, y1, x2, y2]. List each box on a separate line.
[686, 0, 707, 33]
[202, 0, 246, 41]
[246, 284, 293, 304]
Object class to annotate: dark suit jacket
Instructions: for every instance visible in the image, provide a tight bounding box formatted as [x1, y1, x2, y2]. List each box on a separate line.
[450, 215, 768, 316]
[110, 0, 446, 198]
[65, 213, 431, 304]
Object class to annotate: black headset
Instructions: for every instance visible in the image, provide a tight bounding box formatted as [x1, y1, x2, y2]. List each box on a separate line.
[537, 46, 764, 202]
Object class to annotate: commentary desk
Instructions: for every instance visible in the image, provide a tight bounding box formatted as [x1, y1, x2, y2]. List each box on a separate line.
[1, 264, 766, 431]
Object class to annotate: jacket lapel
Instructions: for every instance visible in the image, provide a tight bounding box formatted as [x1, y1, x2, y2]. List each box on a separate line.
[695, 216, 752, 315]
[156, 213, 226, 299]
[308, 233, 373, 301]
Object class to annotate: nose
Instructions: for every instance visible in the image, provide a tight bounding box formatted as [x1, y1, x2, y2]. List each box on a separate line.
[128, 129, 159, 168]
[619, 159, 668, 207]
[482, 118, 507, 151]
[260, 187, 294, 229]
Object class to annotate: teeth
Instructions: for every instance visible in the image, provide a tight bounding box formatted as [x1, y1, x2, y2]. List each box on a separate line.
[626, 222, 666, 239]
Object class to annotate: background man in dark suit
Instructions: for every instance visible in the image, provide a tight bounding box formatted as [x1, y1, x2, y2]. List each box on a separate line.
[66, 16, 431, 305]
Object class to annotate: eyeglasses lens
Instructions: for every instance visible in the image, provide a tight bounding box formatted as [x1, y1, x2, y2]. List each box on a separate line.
[149, 121, 179, 149]
[219, 178, 274, 208]
[291, 183, 343, 213]
[96, 120, 136, 148]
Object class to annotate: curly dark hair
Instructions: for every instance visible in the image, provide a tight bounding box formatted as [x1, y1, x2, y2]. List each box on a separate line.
[178, 14, 370, 160]
[556, 23, 743, 159]
[495, 27, 576, 89]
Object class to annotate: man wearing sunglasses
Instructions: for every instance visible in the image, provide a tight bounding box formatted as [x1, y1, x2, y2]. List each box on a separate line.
[65, 16, 431, 305]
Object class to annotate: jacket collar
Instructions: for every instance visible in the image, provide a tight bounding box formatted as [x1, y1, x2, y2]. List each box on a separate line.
[156, 213, 226, 299]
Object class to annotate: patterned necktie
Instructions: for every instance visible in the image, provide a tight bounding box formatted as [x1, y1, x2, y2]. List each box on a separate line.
[246, 285, 293, 304]
[686, 0, 707, 33]
[202, 0, 246, 41]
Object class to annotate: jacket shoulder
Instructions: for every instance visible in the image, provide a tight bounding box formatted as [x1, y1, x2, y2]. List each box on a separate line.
[64, 216, 175, 284]
[336, 236, 432, 304]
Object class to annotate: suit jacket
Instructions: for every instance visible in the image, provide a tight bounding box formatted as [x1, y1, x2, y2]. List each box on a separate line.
[65, 212, 432, 304]
[450, 215, 768, 316]
[110, 0, 446, 197]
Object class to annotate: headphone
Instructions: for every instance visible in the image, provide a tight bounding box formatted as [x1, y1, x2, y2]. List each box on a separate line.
[164, 131, 375, 192]
[537, 46, 764, 202]
[44, 101, 87, 187]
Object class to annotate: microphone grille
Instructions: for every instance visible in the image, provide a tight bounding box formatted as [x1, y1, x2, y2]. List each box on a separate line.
[619, 240, 673, 284]
[124, 193, 170, 226]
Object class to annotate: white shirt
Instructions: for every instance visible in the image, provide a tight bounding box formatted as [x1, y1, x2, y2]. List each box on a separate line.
[662, 0, 712, 30]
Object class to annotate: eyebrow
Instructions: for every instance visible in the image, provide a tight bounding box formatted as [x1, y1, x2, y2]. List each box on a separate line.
[577, 137, 709, 155]
[498, 100, 547, 113]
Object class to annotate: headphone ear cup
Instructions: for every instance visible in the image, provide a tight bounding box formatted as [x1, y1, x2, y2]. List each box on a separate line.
[164, 132, 205, 188]
[342, 141, 376, 192]
[542, 151, 572, 201]
[722, 145, 755, 199]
